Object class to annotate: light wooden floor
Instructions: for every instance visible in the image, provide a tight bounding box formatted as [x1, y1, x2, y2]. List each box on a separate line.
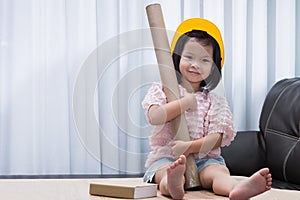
[0, 178, 299, 199]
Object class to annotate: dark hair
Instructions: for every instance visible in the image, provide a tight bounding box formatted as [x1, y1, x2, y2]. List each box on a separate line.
[172, 30, 222, 91]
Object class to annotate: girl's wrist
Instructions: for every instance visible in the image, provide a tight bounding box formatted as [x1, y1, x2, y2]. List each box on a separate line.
[179, 96, 191, 111]
[185, 140, 194, 155]
[183, 93, 197, 111]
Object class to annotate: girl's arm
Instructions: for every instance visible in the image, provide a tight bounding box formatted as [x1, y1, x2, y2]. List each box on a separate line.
[147, 92, 197, 125]
[188, 133, 223, 154]
[171, 133, 223, 157]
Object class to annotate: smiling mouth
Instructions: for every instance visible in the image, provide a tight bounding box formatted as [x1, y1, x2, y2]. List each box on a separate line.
[188, 70, 201, 75]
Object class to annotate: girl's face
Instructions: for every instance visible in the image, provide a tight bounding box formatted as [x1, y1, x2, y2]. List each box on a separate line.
[179, 38, 213, 92]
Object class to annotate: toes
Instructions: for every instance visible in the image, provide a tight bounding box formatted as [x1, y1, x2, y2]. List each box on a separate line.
[169, 159, 182, 170]
[267, 177, 272, 182]
[266, 185, 272, 190]
[174, 160, 180, 167]
[168, 162, 176, 170]
[178, 155, 186, 162]
[169, 163, 176, 170]
[266, 174, 272, 185]
[259, 168, 270, 176]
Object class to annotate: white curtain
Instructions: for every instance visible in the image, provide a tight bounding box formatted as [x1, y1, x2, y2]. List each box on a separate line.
[0, 0, 299, 175]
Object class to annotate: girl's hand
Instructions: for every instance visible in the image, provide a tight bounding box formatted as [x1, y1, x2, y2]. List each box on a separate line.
[170, 140, 193, 158]
[183, 90, 197, 111]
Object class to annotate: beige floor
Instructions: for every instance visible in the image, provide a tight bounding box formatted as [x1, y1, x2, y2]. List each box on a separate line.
[0, 178, 299, 200]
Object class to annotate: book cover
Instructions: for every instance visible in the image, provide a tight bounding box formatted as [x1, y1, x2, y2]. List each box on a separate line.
[89, 178, 158, 199]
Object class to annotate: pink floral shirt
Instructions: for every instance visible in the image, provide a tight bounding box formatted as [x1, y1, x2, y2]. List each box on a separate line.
[142, 82, 236, 168]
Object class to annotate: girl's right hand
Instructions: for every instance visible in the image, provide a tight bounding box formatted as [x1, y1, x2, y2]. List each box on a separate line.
[183, 90, 197, 111]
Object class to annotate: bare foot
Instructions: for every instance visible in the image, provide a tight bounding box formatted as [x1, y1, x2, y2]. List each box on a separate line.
[167, 155, 186, 199]
[229, 168, 272, 200]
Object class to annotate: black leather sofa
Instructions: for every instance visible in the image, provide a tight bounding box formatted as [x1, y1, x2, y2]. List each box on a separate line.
[221, 77, 300, 190]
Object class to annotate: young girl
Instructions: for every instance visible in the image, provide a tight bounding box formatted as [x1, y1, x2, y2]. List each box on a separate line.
[142, 18, 272, 200]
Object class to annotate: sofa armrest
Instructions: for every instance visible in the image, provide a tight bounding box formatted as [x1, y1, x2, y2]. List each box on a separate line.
[221, 131, 266, 177]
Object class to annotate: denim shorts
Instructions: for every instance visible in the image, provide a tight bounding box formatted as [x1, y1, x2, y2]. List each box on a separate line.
[143, 156, 226, 183]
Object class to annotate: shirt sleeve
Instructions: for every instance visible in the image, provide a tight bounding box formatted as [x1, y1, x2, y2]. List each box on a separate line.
[207, 93, 236, 147]
[141, 82, 166, 112]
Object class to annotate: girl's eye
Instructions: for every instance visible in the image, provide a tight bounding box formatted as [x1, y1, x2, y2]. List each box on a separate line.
[183, 55, 192, 60]
[202, 58, 212, 63]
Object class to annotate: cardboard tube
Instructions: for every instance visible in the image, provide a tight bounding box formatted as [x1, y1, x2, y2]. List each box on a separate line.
[146, 3, 200, 189]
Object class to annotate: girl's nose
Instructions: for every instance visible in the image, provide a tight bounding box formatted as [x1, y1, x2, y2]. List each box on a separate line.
[191, 60, 200, 68]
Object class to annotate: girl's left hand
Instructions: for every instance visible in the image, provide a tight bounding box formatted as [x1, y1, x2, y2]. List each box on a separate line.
[170, 140, 192, 159]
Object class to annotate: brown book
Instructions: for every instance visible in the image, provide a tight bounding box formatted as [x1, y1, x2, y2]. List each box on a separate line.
[89, 179, 158, 199]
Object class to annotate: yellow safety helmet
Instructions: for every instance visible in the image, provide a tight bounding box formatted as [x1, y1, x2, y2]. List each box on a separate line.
[170, 18, 224, 68]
